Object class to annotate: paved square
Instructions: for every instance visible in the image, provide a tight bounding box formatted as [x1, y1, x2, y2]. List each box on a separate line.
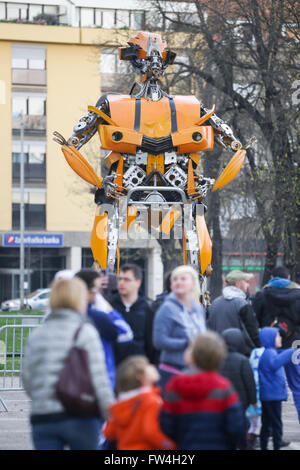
[0, 389, 299, 450]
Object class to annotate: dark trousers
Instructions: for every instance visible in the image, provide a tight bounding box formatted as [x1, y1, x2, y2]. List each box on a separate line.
[32, 417, 101, 450]
[260, 401, 282, 450]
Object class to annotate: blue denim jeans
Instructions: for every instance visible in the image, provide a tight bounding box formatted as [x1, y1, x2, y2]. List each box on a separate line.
[31, 417, 101, 450]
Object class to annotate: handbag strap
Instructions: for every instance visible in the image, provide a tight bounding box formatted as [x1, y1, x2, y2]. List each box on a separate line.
[72, 323, 84, 344]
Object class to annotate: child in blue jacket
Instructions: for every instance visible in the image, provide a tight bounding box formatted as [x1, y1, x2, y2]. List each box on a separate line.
[258, 327, 295, 450]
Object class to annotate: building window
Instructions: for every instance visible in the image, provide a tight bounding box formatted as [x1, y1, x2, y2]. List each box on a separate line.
[7, 2, 27, 20]
[81, 247, 94, 268]
[116, 10, 129, 29]
[80, 7, 94, 27]
[12, 203, 46, 230]
[101, 9, 115, 28]
[100, 49, 117, 74]
[145, 10, 164, 30]
[28, 4, 42, 20]
[130, 11, 144, 30]
[0, 2, 5, 19]
[100, 49, 130, 74]
[12, 45, 46, 69]
[78, 8, 144, 29]
[12, 93, 46, 115]
[100, 49, 133, 93]
[0, 3, 60, 22]
[12, 91, 46, 133]
[12, 141, 46, 184]
[12, 45, 46, 85]
[12, 190, 46, 230]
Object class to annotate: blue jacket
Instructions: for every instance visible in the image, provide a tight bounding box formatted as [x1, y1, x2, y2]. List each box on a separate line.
[87, 305, 133, 388]
[153, 293, 206, 368]
[258, 327, 294, 401]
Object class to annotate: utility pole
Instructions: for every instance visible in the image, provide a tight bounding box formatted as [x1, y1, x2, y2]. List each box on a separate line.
[20, 111, 25, 309]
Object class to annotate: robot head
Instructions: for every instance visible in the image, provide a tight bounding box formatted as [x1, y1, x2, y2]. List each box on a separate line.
[118, 31, 176, 81]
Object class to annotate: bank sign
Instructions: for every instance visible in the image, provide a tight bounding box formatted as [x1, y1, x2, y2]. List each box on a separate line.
[3, 233, 63, 248]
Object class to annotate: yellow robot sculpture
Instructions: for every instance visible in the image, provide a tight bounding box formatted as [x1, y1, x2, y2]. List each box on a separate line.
[53, 31, 255, 291]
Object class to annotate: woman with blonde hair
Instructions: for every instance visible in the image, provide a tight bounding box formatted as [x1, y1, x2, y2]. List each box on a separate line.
[22, 277, 114, 450]
[153, 265, 206, 391]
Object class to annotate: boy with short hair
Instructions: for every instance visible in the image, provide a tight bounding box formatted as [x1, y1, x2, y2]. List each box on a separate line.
[160, 331, 246, 450]
[258, 327, 295, 450]
[103, 356, 175, 450]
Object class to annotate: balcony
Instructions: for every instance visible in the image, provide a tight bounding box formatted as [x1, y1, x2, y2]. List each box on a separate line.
[12, 115, 46, 137]
[12, 68, 46, 86]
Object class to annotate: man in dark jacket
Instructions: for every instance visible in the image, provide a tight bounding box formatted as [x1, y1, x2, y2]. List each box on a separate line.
[108, 264, 156, 365]
[252, 266, 300, 348]
[207, 270, 260, 354]
[252, 266, 300, 423]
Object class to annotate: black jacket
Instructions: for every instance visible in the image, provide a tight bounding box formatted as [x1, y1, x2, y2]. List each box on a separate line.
[252, 284, 300, 348]
[108, 293, 156, 365]
[219, 328, 257, 411]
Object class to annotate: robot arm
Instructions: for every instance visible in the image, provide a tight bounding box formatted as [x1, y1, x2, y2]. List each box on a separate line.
[66, 97, 111, 150]
[201, 105, 242, 151]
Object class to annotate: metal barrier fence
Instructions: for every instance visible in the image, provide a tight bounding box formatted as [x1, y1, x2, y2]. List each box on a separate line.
[0, 315, 43, 410]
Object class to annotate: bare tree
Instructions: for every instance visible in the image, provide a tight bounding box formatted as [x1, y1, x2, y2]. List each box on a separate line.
[151, 0, 300, 284]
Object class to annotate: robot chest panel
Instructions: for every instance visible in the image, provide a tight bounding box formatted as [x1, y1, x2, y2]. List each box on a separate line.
[107, 94, 201, 139]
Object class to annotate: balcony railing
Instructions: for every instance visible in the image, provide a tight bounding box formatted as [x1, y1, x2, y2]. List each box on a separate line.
[12, 115, 46, 133]
[12, 69, 46, 86]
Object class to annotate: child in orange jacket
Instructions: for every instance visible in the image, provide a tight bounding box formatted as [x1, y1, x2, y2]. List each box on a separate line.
[103, 355, 176, 450]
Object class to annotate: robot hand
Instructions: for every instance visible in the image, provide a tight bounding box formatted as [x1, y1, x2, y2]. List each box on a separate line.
[231, 136, 257, 151]
[53, 131, 69, 146]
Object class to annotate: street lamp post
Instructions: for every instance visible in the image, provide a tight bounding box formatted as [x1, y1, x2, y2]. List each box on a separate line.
[19, 111, 25, 309]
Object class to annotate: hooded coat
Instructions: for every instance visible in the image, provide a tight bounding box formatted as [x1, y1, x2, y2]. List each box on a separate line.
[258, 327, 295, 401]
[253, 278, 300, 348]
[103, 387, 175, 450]
[220, 328, 257, 410]
[207, 286, 260, 354]
[159, 369, 246, 450]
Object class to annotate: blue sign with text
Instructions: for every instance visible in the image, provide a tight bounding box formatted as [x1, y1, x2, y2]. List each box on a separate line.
[3, 233, 63, 248]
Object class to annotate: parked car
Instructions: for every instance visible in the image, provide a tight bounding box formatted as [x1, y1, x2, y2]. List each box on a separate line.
[1, 288, 51, 312]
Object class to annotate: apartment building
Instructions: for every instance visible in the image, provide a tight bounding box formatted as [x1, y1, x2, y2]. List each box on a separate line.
[0, 0, 202, 302]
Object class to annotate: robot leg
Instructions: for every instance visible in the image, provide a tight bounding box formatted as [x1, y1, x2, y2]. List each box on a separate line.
[91, 202, 119, 272]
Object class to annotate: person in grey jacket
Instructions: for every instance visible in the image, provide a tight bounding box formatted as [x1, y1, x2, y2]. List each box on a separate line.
[207, 270, 260, 355]
[153, 265, 206, 391]
[22, 277, 115, 450]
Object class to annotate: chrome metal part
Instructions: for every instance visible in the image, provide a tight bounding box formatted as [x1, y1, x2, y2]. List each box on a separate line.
[107, 205, 119, 271]
[135, 151, 148, 166]
[144, 191, 166, 204]
[164, 151, 177, 165]
[123, 165, 147, 189]
[164, 164, 188, 189]
[196, 176, 215, 198]
[127, 186, 187, 205]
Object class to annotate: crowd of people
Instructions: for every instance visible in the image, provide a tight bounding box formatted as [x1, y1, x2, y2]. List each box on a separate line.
[21, 263, 300, 450]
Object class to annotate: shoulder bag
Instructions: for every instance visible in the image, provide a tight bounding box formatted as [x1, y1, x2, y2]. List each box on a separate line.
[56, 324, 100, 418]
